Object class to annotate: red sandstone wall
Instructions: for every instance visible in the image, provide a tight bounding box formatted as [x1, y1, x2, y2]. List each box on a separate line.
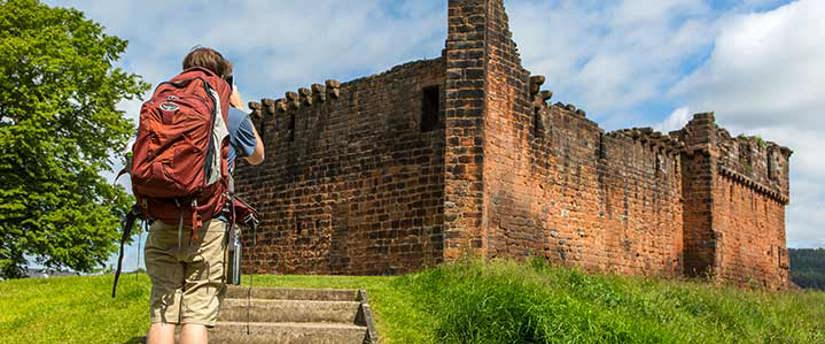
[442, 0, 488, 260]
[596, 130, 684, 275]
[482, 0, 538, 259]
[235, 59, 446, 275]
[711, 119, 790, 288]
[677, 114, 717, 277]
[479, 0, 684, 276]
[712, 175, 788, 288]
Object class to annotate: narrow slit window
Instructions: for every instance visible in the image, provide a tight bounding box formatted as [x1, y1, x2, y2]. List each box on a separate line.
[421, 85, 440, 132]
[598, 134, 607, 159]
[655, 153, 665, 174]
[739, 142, 752, 167]
[534, 110, 544, 136]
[287, 114, 296, 142]
[767, 151, 778, 180]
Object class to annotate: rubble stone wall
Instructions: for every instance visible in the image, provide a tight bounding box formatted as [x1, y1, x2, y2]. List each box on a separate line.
[235, 59, 446, 275]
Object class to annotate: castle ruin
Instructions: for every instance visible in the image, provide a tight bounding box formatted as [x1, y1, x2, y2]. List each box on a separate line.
[235, 0, 792, 289]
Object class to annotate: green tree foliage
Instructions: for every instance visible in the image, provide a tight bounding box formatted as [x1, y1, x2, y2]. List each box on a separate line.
[0, 0, 149, 278]
[789, 248, 825, 290]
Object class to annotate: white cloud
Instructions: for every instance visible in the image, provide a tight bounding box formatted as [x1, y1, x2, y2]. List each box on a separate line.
[49, 0, 447, 107]
[671, 0, 825, 248]
[620, 0, 702, 18]
[671, 0, 825, 129]
[509, 0, 717, 127]
[655, 106, 691, 132]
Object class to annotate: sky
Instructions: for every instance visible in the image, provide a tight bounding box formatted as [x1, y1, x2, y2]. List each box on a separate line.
[44, 0, 824, 270]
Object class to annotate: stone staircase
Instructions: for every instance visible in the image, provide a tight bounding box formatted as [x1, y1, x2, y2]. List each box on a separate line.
[210, 286, 379, 344]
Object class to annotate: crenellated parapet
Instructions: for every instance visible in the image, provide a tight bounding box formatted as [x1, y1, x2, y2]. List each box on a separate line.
[673, 112, 791, 201]
[556, 102, 586, 118]
[248, 101, 263, 119]
[528, 75, 553, 110]
[253, 79, 343, 118]
[718, 165, 789, 204]
[719, 130, 791, 203]
[527, 74, 604, 141]
[607, 127, 685, 157]
[527, 74, 588, 119]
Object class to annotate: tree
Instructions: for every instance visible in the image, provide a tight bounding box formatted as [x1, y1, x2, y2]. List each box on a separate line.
[0, 0, 149, 278]
[789, 248, 825, 290]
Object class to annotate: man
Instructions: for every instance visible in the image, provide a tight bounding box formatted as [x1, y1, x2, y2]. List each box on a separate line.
[144, 47, 264, 344]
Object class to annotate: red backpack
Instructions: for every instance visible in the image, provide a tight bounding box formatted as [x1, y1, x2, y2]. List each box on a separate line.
[112, 67, 261, 298]
[130, 67, 232, 235]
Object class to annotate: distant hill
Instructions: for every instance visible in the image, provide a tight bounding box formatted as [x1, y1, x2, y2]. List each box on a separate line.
[789, 248, 825, 290]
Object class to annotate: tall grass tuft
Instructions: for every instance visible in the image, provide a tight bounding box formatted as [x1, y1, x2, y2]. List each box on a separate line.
[396, 258, 825, 344]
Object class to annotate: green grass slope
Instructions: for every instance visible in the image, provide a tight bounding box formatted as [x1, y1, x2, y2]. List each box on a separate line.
[1, 260, 823, 343]
[0, 273, 150, 343]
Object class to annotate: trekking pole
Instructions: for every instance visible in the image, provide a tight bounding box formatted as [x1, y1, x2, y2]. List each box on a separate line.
[135, 224, 142, 282]
[112, 206, 139, 298]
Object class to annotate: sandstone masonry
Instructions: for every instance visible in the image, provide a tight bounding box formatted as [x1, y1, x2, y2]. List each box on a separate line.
[235, 0, 792, 288]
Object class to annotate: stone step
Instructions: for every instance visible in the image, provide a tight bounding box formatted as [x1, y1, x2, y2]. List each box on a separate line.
[219, 298, 361, 324]
[209, 321, 368, 344]
[224, 286, 359, 302]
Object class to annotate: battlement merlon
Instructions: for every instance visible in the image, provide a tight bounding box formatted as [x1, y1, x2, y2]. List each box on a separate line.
[672, 112, 792, 202]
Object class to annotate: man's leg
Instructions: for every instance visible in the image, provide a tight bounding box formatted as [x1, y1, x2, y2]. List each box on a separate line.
[144, 221, 185, 344]
[180, 219, 227, 342]
[146, 323, 176, 344]
[180, 324, 208, 344]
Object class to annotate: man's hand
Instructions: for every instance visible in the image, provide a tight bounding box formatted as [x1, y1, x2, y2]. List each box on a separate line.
[230, 88, 244, 109]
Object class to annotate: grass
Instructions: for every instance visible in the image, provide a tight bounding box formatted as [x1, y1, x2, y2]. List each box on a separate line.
[0, 272, 150, 343]
[1, 260, 824, 343]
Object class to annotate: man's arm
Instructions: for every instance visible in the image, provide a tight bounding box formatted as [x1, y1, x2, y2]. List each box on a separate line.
[230, 87, 265, 165]
[245, 125, 264, 165]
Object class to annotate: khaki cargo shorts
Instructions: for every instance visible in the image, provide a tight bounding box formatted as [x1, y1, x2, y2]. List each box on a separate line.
[144, 219, 227, 327]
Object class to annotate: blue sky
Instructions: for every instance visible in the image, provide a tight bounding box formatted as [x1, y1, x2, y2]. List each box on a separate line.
[44, 0, 824, 271]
